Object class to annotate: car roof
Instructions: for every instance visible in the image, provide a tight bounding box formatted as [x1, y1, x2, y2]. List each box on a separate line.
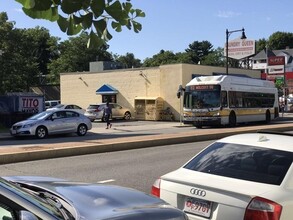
[217, 132, 293, 152]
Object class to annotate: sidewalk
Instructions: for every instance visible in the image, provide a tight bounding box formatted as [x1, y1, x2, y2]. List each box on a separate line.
[0, 114, 293, 165]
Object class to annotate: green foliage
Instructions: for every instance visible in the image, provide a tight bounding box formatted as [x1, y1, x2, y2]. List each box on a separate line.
[48, 32, 113, 83]
[0, 12, 59, 94]
[143, 50, 179, 67]
[186, 40, 214, 64]
[143, 41, 221, 67]
[255, 38, 267, 54]
[15, 0, 145, 48]
[201, 47, 225, 66]
[115, 52, 141, 68]
[268, 32, 293, 50]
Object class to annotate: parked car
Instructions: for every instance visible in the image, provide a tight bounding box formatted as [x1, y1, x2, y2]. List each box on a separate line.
[10, 109, 92, 139]
[45, 100, 60, 110]
[0, 176, 188, 220]
[47, 104, 85, 114]
[85, 103, 131, 122]
[152, 131, 293, 220]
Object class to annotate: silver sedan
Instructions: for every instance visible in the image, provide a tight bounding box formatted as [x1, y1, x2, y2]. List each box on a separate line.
[0, 176, 188, 220]
[10, 109, 92, 139]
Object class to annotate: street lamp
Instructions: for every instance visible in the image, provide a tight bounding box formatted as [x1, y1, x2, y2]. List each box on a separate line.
[226, 28, 246, 75]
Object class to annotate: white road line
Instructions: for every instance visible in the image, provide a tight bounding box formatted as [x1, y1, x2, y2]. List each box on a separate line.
[97, 179, 116, 184]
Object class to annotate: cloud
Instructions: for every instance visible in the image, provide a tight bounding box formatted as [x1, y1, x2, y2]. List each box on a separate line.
[14, 8, 22, 13]
[217, 11, 241, 18]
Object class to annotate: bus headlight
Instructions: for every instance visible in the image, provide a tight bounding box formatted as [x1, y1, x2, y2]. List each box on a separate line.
[213, 112, 220, 116]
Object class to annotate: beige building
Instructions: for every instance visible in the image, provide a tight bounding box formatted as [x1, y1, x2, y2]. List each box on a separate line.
[60, 63, 261, 121]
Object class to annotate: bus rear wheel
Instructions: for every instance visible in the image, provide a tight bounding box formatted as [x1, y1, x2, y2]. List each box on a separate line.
[228, 111, 236, 127]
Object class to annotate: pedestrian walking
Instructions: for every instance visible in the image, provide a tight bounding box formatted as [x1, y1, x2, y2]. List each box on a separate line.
[103, 102, 112, 129]
[280, 102, 285, 117]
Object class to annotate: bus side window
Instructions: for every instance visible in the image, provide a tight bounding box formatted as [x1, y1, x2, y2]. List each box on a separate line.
[221, 91, 228, 107]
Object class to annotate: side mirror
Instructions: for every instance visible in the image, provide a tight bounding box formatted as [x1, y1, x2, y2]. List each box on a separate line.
[20, 210, 39, 220]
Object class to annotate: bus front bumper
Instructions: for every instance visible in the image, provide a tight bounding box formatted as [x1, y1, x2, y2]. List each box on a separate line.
[183, 116, 221, 126]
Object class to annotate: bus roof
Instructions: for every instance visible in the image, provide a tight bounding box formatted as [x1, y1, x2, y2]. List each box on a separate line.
[186, 75, 275, 89]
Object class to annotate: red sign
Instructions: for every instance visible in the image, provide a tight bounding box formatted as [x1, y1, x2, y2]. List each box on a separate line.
[268, 56, 285, 65]
[22, 98, 39, 108]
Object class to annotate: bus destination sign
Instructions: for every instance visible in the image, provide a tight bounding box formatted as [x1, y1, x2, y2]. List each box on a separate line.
[190, 85, 220, 90]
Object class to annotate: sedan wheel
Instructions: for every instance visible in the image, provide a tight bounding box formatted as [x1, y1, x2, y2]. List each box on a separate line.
[36, 126, 47, 139]
[124, 112, 131, 120]
[77, 124, 87, 136]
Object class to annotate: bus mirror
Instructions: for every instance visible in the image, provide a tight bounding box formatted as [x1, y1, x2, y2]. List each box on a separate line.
[177, 85, 185, 98]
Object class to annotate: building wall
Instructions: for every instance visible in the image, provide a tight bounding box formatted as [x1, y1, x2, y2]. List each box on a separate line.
[60, 63, 261, 120]
[61, 67, 161, 114]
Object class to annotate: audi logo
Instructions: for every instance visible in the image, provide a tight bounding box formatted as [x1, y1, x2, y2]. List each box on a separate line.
[190, 188, 206, 197]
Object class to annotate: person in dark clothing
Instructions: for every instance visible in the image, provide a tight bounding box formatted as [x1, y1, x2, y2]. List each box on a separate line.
[103, 102, 112, 129]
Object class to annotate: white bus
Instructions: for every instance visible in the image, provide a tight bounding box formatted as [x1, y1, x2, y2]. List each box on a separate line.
[183, 75, 279, 128]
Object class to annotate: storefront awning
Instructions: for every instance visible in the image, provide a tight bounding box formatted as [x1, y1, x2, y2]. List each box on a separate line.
[96, 84, 118, 95]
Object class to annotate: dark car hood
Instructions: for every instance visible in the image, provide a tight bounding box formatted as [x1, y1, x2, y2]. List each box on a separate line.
[4, 176, 185, 220]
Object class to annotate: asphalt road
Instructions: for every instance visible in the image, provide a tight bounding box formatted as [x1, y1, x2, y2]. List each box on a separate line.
[1, 115, 293, 165]
[0, 141, 213, 193]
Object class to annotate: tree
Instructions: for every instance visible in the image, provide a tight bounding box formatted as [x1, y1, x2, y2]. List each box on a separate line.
[143, 50, 178, 67]
[267, 32, 293, 50]
[185, 40, 214, 64]
[48, 32, 113, 83]
[115, 52, 141, 68]
[201, 47, 224, 66]
[255, 38, 267, 54]
[15, 0, 145, 48]
[0, 12, 59, 94]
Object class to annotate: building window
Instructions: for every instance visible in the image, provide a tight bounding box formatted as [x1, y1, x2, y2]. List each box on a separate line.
[102, 95, 116, 103]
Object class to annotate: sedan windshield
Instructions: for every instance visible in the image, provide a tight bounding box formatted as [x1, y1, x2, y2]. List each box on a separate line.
[184, 142, 293, 185]
[0, 178, 64, 218]
[28, 111, 52, 120]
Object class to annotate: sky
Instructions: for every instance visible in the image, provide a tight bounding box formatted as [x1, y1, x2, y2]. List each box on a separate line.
[1, 0, 293, 61]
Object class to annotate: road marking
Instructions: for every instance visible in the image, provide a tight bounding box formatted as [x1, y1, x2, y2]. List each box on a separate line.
[97, 179, 115, 183]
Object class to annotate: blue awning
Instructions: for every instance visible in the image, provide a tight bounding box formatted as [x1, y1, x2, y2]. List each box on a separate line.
[96, 84, 118, 95]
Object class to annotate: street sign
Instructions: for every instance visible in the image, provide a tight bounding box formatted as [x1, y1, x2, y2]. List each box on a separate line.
[224, 38, 255, 59]
[267, 56, 285, 74]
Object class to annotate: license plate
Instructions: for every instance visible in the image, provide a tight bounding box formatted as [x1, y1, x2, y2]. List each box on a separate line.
[11, 130, 16, 135]
[183, 197, 212, 218]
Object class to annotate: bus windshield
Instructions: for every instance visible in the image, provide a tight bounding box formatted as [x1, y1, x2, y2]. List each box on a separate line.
[184, 85, 221, 109]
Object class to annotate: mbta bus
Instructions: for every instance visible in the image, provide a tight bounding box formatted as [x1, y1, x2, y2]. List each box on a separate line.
[183, 75, 279, 128]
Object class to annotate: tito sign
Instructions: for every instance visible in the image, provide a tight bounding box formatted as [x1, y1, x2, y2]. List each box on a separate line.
[224, 38, 256, 60]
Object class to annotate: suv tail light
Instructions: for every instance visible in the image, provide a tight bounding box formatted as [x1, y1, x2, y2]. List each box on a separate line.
[244, 196, 282, 220]
[151, 178, 161, 197]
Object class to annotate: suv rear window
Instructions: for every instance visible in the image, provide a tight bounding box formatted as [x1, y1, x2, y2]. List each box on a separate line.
[184, 142, 293, 185]
[87, 105, 100, 109]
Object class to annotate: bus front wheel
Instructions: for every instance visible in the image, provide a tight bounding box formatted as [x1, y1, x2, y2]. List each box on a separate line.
[228, 111, 236, 127]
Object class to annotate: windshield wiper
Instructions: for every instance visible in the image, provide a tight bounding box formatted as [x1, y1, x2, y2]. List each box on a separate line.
[39, 192, 72, 220]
